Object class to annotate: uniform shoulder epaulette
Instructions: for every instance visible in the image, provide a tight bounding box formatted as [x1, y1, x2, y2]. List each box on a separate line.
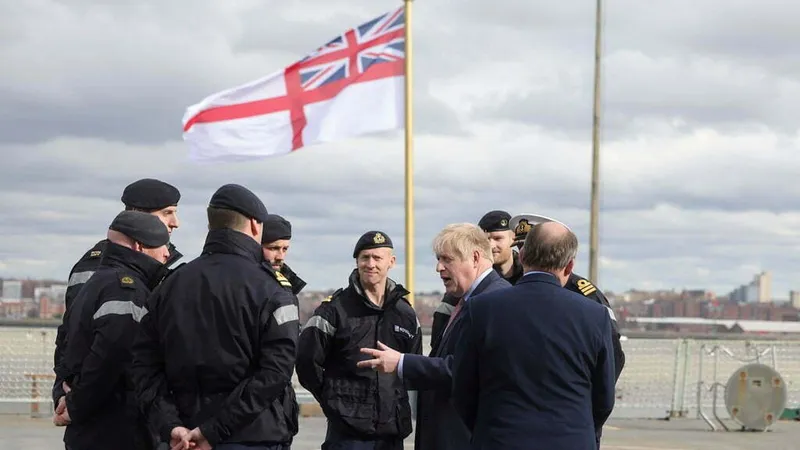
[274, 270, 293, 289]
[260, 263, 293, 289]
[87, 240, 108, 259]
[574, 276, 598, 297]
[322, 288, 344, 303]
[118, 273, 137, 290]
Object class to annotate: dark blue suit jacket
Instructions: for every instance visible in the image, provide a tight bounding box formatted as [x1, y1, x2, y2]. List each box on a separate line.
[452, 272, 616, 450]
[402, 269, 510, 450]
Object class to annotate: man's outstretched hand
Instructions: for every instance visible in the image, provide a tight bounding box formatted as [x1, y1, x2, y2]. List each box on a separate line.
[357, 341, 402, 374]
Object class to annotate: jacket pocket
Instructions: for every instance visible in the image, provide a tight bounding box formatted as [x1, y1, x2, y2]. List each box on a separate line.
[282, 387, 299, 436]
[394, 389, 413, 438]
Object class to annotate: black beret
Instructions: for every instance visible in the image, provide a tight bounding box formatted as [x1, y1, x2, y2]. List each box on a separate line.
[478, 210, 512, 232]
[353, 230, 393, 258]
[208, 184, 269, 223]
[109, 211, 170, 248]
[121, 178, 181, 211]
[261, 214, 292, 244]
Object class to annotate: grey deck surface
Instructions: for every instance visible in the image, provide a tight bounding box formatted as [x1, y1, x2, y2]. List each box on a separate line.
[3, 415, 800, 450]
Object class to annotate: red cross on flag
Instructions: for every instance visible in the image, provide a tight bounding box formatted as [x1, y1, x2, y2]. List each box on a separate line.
[182, 7, 406, 163]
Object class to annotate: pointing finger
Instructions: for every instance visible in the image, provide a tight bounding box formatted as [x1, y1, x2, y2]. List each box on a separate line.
[359, 348, 381, 357]
[356, 358, 381, 368]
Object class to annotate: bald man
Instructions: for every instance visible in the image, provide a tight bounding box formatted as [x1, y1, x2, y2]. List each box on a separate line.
[452, 222, 615, 450]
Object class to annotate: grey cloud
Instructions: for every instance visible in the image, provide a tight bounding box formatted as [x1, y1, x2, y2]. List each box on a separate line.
[470, 50, 800, 139]
[605, 1, 800, 71]
[441, 0, 800, 138]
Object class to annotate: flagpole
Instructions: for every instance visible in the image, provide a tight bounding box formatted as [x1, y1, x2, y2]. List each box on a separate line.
[403, 0, 415, 307]
[588, 0, 603, 284]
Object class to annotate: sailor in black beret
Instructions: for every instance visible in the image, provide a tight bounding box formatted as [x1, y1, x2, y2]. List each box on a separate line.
[120, 178, 181, 236]
[296, 229, 417, 447]
[122, 178, 181, 212]
[353, 230, 394, 258]
[53, 180, 184, 408]
[53, 209, 175, 446]
[478, 209, 512, 232]
[109, 210, 171, 249]
[261, 214, 292, 246]
[261, 214, 306, 295]
[209, 183, 269, 223]
[129, 184, 301, 447]
[477, 209, 521, 284]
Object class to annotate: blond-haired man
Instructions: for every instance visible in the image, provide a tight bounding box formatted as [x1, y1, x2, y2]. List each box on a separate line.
[297, 231, 421, 450]
[359, 223, 510, 450]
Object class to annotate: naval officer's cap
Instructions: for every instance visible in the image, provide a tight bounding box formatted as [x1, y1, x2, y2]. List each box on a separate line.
[509, 213, 571, 248]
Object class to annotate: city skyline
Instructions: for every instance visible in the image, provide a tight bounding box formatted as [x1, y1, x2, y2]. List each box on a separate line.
[2, 270, 799, 304]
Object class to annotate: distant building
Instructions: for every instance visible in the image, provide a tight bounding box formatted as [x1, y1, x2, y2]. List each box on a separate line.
[34, 284, 67, 318]
[1, 280, 22, 300]
[728, 271, 772, 304]
[756, 271, 772, 303]
[790, 291, 800, 309]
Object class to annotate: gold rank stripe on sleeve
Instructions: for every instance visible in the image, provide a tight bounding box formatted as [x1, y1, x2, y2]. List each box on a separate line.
[575, 278, 597, 296]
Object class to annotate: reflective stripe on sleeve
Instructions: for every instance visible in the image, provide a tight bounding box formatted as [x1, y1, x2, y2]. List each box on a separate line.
[303, 315, 336, 336]
[273, 304, 299, 325]
[92, 301, 148, 322]
[68, 271, 94, 287]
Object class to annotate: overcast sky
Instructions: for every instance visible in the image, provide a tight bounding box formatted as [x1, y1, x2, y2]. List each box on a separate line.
[1, 0, 799, 298]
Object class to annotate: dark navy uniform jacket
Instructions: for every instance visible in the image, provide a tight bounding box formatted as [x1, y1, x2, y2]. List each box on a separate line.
[53, 239, 182, 404]
[131, 229, 300, 447]
[452, 272, 616, 450]
[60, 242, 165, 450]
[402, 269, 510, 450]
[565, 273, 626, 381]
[296, 269, 421, 444]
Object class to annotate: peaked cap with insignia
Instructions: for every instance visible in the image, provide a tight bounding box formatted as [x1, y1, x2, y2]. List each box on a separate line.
[509, 213, 571, 248]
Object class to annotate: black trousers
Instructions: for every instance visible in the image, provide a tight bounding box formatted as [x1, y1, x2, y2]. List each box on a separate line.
[322, 426, 403, 450]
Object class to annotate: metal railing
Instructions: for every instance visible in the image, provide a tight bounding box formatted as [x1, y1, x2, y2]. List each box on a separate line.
[2, 326, 800, 422]
[613, 338, 800, 420]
